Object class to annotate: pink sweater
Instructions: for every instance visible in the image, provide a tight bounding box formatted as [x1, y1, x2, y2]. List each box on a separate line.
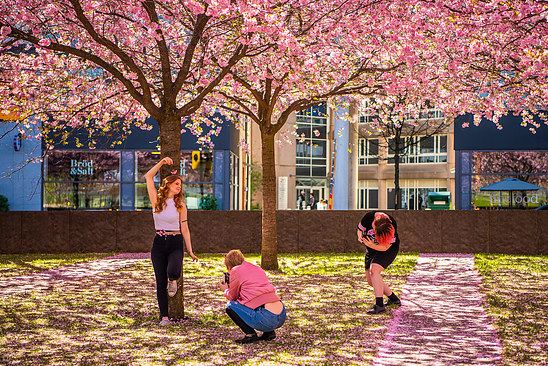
[224, 261, 280, 309]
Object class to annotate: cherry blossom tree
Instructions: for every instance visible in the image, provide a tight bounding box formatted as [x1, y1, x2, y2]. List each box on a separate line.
[203, 0, 548, 269]
[0, 0, 284, 319]
[352, 1, 548, 209]
[204, 0, 460, 269]
[394, 0, 548, 132]
[1, 0, 547, 273]
[0, 0, 276, 176]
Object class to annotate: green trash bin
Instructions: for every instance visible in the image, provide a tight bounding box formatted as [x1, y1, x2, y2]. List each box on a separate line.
[428, 192, 451, 210]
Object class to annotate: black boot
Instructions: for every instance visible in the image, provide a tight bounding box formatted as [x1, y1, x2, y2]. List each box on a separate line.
[385, 292, 401, 306]
[367, 304, 386, 314]
[260, 330, 276, 341]
[235, 333, 260, 344]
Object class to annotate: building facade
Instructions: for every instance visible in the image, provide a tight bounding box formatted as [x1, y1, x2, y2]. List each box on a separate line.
[254, 102, 456, 211]
[0, 116, 248, 211]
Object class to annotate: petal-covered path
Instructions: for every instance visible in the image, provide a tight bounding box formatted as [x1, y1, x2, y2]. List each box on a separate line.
[0, 253, 150, 297]
[1, 253, 505, 365]
[374, 254, 503, 366]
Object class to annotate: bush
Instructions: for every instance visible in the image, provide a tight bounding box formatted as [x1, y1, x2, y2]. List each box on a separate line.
[0, 195, 9, 211]
[199, 195, 218, 210]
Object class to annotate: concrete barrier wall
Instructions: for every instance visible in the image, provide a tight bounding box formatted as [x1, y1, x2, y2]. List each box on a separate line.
[0, 211, 546, 255]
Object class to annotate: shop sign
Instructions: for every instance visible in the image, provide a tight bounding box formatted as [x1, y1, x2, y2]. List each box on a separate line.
[70, 159, 95, 175]
[489, 193, 539, 205]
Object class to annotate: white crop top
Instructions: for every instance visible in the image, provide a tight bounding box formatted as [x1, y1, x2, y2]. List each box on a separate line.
[153, 198, 180, 231]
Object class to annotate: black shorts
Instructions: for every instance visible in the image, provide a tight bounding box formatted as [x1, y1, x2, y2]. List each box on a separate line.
[364, 245, 399, 270]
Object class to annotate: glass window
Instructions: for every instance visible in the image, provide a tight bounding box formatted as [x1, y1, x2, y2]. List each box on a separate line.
[135, 151, 215, 210]
[311, 140, 326, 158]
[138, 182, 215, 210]
[296, 103, 329, 179]
[296, 166, 309, 176]
[44, 182, 119, 210]
[358, 138, 379, 165]
[135, 183, 152, 210]
[43, 151, 121, 210]
[369, 139, 378, 156]
[230, 152, 239, 210]
[136, 151, 213, 183]
[387, 188, 396, 209]
[420, 136, 435, 154]
[470, 151, 548, 209]
[369, 190, 379, 208]
[313, 125, 327, 139]
[45, 151, 120, 182]
[184, 184, 214, 210]
[358, 181, 379, 209]
[136, 151, 161, 182]
[296, 127, 311, 139]
[311, 167, 326, 177]
[389, 180, 447, 209]
[387, 135, 448, 164]
[439, 135, 447, 153]
[296, 142, 310, 158]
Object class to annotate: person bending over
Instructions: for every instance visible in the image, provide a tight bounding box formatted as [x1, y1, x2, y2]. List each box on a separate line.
[357, 211, 401, 314]
[145, 157, 198, 326]
[220, 250, 286, 344]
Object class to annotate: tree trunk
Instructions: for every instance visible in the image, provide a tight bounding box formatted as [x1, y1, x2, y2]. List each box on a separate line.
[260, 131, 278, 270]
[394, 130, 402, 210]
[158, 115, 185, 319]
[158, 116, 182, 177]
[168, 266, 185, 320]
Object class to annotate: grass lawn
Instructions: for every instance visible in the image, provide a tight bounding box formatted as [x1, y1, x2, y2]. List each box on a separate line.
[0, 253, 113, 279]
[0, 252, 416, 365]
[475, 254, 548, 366]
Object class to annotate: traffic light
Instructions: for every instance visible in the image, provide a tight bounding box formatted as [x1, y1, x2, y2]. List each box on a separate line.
[191, 151, 200, 169]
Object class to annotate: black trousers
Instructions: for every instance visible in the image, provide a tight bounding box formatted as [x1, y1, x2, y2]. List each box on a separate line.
[151, 234, 183, 318]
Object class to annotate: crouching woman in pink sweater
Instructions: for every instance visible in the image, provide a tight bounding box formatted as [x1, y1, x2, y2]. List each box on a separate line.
[219, 250, 286, 344]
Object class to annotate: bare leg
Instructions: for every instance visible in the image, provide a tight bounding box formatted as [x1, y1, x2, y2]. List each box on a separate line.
[365, 270, 373, 288]
[370, 263, 393, 298]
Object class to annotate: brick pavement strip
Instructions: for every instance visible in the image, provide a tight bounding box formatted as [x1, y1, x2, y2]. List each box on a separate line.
[374, 254, 503, 366]
[0, 253, 150, 297]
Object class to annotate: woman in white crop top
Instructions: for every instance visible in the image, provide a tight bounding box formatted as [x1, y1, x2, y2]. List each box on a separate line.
[145, 157, 198, 325]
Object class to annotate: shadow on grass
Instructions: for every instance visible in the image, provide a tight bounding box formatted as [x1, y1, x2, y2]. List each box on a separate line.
[0, 255, 416, 365]
[0, 253, 112, 279]
[475, 254, 548, 366]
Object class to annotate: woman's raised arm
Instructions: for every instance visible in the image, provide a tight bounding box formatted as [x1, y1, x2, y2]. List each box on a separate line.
[144, 157, 173, 208]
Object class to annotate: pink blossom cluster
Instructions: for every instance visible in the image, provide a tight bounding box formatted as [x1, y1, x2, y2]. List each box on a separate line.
[0, 0, 547, 148]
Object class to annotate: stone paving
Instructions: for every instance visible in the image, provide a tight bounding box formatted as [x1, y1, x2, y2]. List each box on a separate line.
[374, 254, 503, 366]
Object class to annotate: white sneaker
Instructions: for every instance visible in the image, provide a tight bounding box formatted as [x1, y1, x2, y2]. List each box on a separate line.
[159, 318, 171, 326]
[167, 280, 177, 297]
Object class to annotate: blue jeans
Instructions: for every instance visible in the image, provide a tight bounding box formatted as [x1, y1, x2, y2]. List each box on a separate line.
[226, 301, 286, 332]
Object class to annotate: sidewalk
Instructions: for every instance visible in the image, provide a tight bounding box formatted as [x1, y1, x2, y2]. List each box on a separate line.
[374, 254, 503, 366]
[0, 253, 150, 297]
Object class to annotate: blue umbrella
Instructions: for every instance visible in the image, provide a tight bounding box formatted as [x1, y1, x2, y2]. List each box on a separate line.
[480, 178, 543, 208]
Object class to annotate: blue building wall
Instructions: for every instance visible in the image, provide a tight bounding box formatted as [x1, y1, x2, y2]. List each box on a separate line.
[0, 122, 42, 210]
[0, 116, 239, 211]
